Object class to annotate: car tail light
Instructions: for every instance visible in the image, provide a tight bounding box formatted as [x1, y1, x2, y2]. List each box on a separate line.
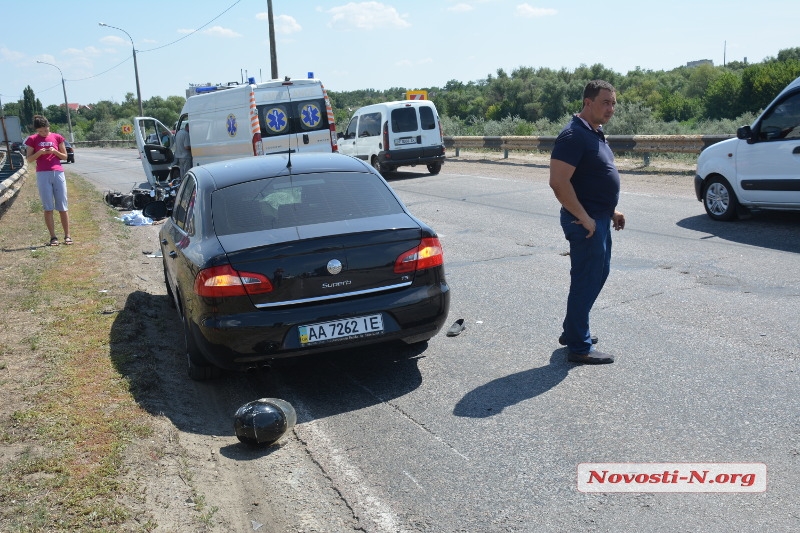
[194, 264, 273, 297]
[329, 127, 338, 152]
[394, 237, 444, 274]
[382, 121, 389, 152]
[321, 84, 339, 152]
[253, 132, 263, 156]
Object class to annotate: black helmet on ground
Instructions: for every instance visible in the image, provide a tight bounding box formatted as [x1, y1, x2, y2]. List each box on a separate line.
[233, 398, 297, 446]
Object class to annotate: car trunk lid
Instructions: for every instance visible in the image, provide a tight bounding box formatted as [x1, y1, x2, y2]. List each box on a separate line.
[218, 213, 422, 307]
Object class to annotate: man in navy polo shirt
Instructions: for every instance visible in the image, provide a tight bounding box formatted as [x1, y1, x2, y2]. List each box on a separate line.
[550, 80, 625, 364]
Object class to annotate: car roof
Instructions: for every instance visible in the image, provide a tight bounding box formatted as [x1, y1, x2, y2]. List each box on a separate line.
[354, 100, 438, 114]
[192, 152, 373, 190]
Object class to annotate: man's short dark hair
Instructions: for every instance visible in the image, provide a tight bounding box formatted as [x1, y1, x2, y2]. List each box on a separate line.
[33, 115, 50, 129]
[583, 80, 616, 100]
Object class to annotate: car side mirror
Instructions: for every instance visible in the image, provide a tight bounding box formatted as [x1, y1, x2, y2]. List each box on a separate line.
[337, 132, 344, 139]
[736, 125, 752, 140]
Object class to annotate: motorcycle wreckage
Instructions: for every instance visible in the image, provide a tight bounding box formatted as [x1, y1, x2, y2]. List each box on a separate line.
[103, 178, 181, 220]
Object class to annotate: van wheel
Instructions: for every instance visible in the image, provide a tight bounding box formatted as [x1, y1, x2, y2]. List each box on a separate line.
[702, 175, 738, 221]
[371, 156, 382, 173]
[427, 162, 442, 175]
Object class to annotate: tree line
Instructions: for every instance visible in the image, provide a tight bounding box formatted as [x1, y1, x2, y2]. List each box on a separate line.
[5, 47, 800, 141]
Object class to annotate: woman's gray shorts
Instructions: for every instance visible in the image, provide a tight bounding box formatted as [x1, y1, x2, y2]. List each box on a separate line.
[36, 170, 68, 212]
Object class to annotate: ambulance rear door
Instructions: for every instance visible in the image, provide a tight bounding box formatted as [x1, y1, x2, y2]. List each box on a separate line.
[254, 79, 337, 155]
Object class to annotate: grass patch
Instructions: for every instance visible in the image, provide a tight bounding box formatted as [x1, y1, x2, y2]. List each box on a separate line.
[0, 173, 156, 531]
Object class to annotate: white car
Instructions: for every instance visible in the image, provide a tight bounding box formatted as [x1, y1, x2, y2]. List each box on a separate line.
[695, 75, 800, 220]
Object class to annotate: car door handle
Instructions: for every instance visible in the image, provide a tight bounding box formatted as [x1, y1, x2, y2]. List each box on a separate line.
[161, 239, 168, 245]
[303, 134, 310, 144]
[169, 251, 177, 258]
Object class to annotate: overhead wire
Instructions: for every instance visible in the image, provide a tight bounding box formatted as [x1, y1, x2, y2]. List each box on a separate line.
[139, 0, 242, 53]
[64, 0, 242, 83]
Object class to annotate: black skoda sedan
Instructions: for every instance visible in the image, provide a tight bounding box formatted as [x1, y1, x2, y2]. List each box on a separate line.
[161, 152, 450, 379]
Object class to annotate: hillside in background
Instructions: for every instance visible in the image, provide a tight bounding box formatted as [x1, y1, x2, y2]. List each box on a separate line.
[5, 47, 800, 140]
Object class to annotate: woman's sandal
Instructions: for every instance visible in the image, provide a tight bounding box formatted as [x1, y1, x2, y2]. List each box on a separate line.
[64, 236, 74, 245]
[49, 236, 60, 247]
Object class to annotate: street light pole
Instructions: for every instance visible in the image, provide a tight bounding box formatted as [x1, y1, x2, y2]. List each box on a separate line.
[36, 60, 75, 143]
[99, 22, 144, 116]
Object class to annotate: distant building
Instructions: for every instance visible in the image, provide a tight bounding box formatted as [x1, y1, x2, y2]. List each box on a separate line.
[687, 59, 714, 68]
[59, 103, 91, 112]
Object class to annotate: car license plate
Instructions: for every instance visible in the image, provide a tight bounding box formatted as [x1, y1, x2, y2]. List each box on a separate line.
[299, 314, 384, 345]
[395, 137, 416, 146]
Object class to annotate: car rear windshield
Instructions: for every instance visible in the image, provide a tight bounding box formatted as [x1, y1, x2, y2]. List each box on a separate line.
[212, 172, 406, 236]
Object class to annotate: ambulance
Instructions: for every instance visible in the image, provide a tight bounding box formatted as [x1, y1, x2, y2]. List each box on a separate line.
[134, 77, 338, 185]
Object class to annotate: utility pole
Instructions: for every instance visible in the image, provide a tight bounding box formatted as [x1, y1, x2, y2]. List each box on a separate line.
[268, 0, 278, 80]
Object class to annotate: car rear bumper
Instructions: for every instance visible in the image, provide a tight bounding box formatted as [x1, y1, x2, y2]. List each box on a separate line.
[380, 145, 446, 169]
[188, 280, 450, 371]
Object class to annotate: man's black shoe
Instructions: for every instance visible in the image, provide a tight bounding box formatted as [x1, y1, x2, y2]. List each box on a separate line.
[567, 350, 614, 364]
[559, 334, 598, 346]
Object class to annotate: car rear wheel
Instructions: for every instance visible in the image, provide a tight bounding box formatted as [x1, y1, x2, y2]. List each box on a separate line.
[183, 312, 221, 380]
[427, 162, 442, 175]
[703, 175, 738, 221]
[371, 156, 382, 173]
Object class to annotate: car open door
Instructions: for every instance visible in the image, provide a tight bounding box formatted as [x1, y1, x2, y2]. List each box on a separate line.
[134, 116, 177, 186]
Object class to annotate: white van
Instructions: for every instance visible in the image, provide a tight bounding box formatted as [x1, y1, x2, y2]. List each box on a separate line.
[134, 78, 337, 185]
[695, 75, 800, 220]
[337, 100, 445, 175]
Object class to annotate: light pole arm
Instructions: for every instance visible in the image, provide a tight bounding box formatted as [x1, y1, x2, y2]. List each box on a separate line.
[36, 60, 75, 143]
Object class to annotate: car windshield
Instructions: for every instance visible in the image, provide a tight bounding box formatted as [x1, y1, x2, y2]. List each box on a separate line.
[212, 172, 405, 236]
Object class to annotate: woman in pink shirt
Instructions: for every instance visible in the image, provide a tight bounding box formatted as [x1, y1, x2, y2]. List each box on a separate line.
[25, 115, 72, 246]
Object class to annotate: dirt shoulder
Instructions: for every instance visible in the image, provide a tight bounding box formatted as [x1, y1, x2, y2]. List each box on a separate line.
[0, 168, 358, 532]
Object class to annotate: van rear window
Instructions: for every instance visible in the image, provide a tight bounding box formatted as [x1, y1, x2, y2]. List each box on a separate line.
[391, 108, 418, 133]
[420, 106, 436, 130]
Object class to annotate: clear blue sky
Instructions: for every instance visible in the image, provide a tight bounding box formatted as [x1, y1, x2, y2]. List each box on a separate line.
[1, 0, 798, 108]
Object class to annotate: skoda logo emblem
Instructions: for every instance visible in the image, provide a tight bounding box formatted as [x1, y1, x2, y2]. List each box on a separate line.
[327, 259, 343, 275]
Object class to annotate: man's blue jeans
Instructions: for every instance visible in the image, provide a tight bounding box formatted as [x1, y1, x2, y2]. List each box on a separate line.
[560, 208, 612, 354]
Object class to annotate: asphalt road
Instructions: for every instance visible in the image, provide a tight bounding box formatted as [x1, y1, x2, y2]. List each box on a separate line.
[72, 148, 800, 532]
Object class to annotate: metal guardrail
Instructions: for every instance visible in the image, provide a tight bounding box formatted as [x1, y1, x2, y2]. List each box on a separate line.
[0, 153, 28, 208]
[444, 134, 735, 165]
